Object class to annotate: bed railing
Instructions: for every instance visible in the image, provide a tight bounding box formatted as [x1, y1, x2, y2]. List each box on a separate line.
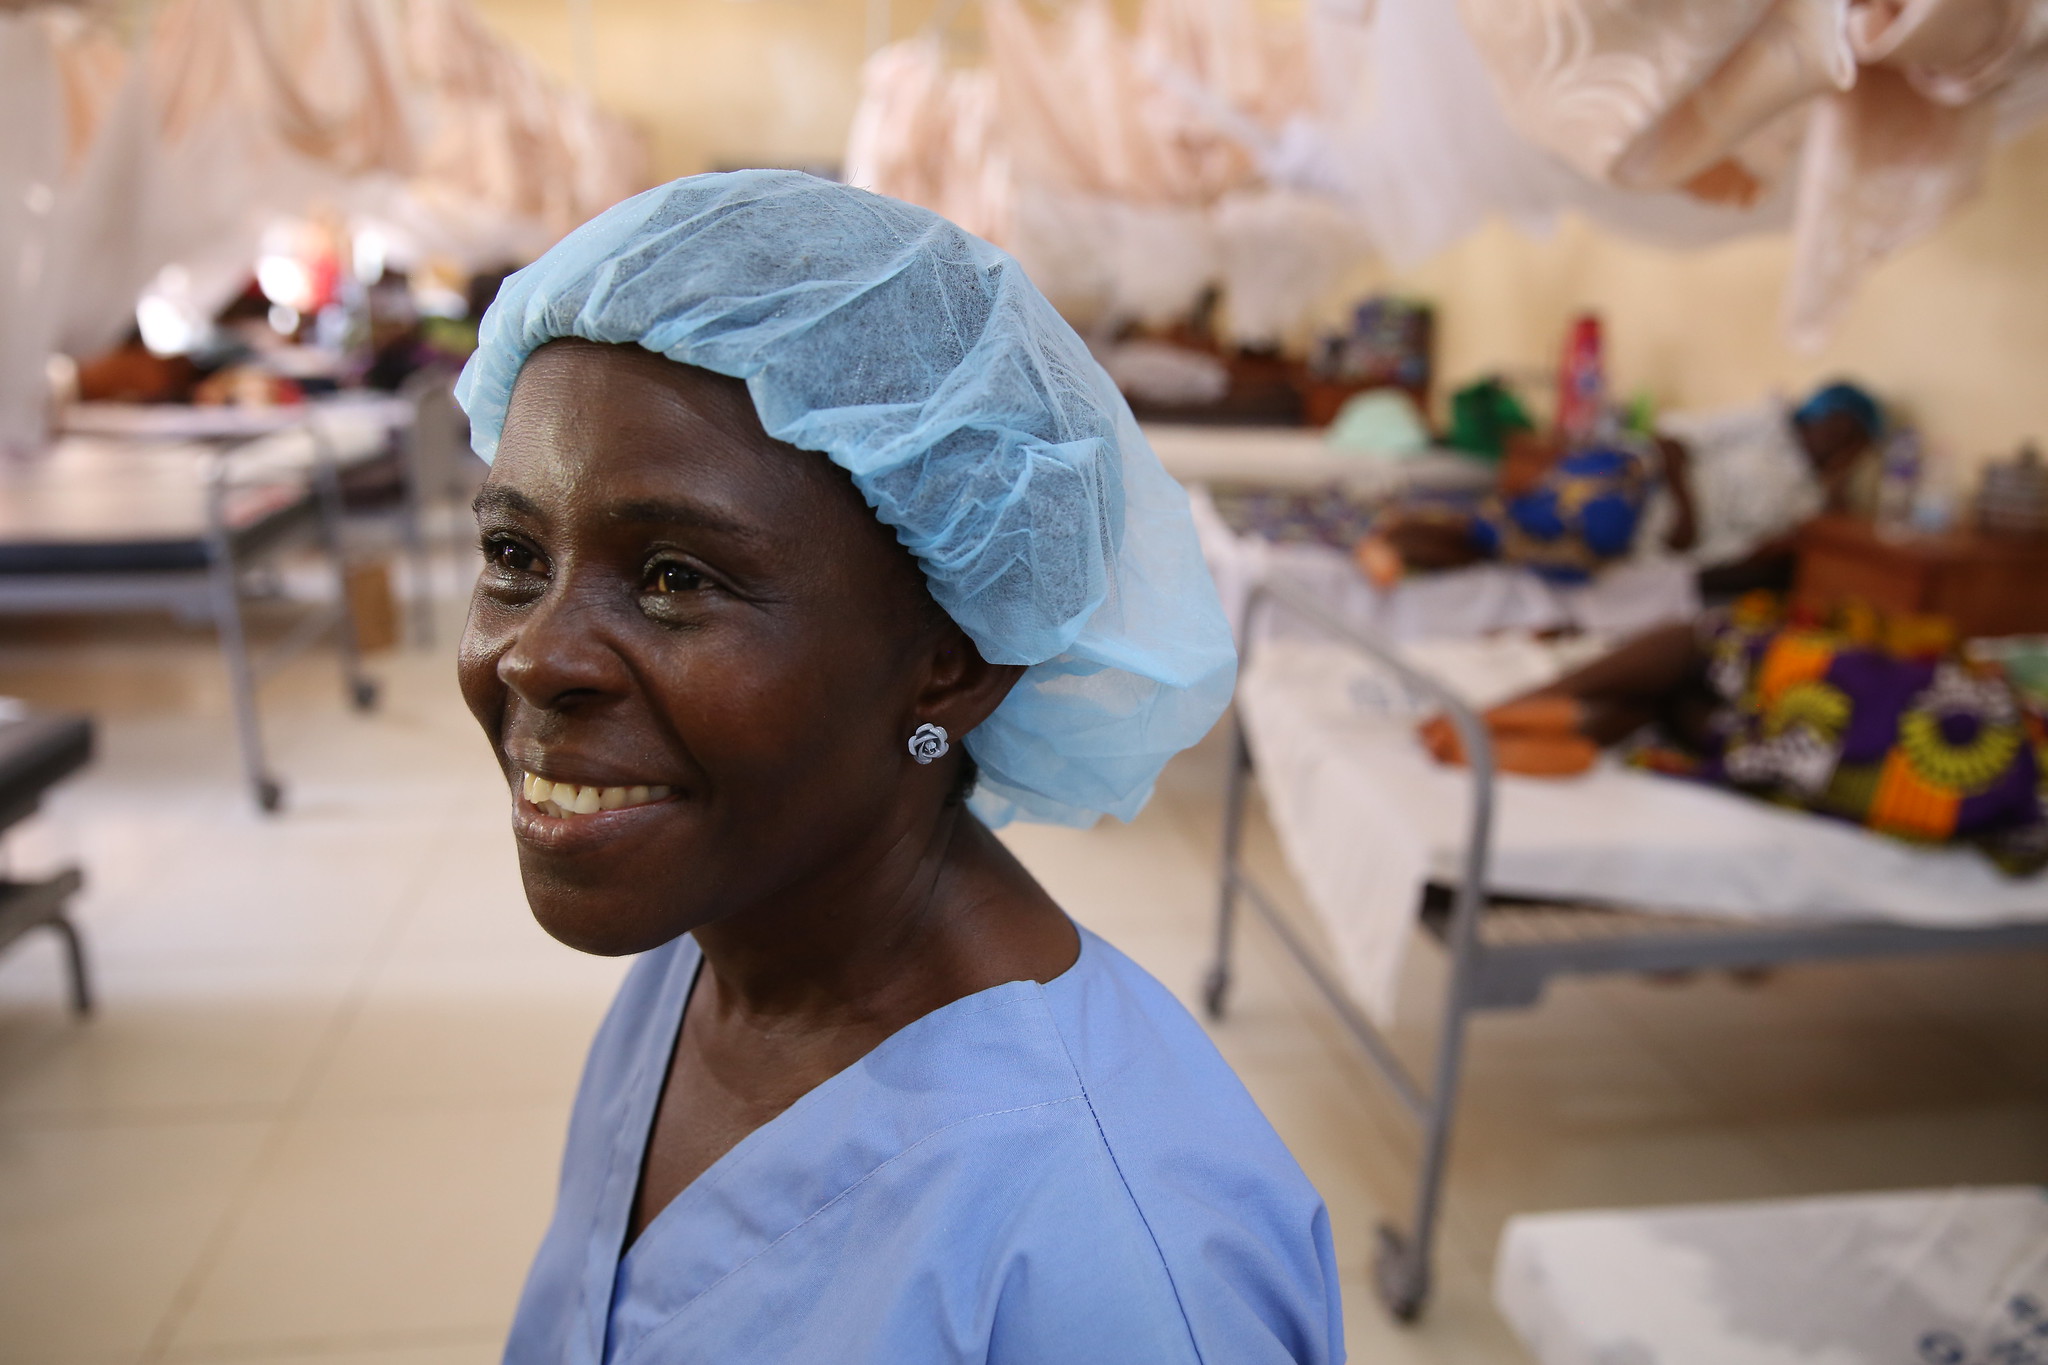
[1205, 574, 1498, 1322]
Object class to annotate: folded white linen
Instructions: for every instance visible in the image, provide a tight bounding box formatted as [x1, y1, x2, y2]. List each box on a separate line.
[1495, 1186, 2048, 1365]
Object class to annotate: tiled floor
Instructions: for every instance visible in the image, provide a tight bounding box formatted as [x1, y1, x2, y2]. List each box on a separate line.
[1, 554, 2043, 1364]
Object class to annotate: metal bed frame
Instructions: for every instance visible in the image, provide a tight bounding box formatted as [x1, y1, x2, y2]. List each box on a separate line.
[0, 713, 94, 1015]
[1202, 576, 2048, 1322]
[0, 427, 378, 813]
[331, 394, 438, 651]
[60, 396, 438, 650]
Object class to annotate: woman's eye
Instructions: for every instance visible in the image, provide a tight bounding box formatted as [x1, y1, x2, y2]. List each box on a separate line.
[645, 562, 707, 595]
[483, 537, 546, 576]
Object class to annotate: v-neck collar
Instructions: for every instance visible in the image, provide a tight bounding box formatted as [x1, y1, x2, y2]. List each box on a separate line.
[586, 932, 1095, 1365]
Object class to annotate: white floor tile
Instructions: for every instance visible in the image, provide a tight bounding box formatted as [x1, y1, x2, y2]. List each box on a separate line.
[0, 958, 356, 1124]
[162, 1109, 563, 1356]
[163, 1344, 500, 1365]
[0, 1119, 273, 1363]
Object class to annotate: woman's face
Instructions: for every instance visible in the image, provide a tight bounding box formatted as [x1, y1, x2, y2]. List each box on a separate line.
[459, 340, 951, 955]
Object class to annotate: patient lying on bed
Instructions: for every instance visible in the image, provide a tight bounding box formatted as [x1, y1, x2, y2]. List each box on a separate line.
[1422, 595, 2048, 875]
[1357, 382, 1880, 593]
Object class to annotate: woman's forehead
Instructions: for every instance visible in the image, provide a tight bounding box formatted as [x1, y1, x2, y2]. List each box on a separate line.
[499, 343, 817, 507]
[505, 339, 760, 453]
[491, 341, 920, 579]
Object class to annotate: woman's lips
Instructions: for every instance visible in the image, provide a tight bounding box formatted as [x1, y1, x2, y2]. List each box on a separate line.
[510, 770, 682, 851]
[520, 771, 672, 817]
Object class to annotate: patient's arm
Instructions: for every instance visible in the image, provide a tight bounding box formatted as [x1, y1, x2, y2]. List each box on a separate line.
[1696, 537, 1799, 597]
[1419, 622, 1703, 774]
[1382, 517, 1485, 570]
[1352, 513, 1484, 587]
[1656, 436, 1699, 553]
[1522, 622, 1702, 744]
[1535, 622, 1701, 705]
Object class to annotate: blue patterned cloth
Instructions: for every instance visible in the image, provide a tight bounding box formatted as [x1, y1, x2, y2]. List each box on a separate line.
[1471, 446, 1651, 583]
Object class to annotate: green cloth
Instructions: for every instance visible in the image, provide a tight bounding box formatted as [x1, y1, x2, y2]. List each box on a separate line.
[1445, 377, 1532, 460]
[1324, 387, 1430, 458]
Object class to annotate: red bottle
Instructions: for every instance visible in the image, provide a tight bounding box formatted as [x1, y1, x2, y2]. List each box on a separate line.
[1555, 313, 1604, 448]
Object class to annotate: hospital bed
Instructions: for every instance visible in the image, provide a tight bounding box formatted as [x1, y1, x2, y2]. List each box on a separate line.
[61, 394, 435, 645]
[0, 419, 381, 813]
[1495, 1186, 2048, 1365]
[1202, 576, 2048, 1322]
[1145, 422, 1420, 489]
[0, 708, 93, 1014]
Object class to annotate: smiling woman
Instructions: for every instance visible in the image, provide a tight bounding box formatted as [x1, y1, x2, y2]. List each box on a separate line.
[452, 171, 1341, 1365]
[463, 344, 996, 959]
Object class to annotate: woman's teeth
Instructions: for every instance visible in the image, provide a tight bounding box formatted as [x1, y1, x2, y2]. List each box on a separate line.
[521, 773, 671, 817]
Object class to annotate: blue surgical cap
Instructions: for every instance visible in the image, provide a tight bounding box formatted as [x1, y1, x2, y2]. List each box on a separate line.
[1795, 381, 1883, 438]
[456, 171, 1237, 828]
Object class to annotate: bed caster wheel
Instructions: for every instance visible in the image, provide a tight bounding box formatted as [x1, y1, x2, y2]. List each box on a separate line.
[256, 778, 286, 814]
[1201, 965, 1231, 1021]
[1373, 1223, 1429, 1323]
[350, 678, 380, 712]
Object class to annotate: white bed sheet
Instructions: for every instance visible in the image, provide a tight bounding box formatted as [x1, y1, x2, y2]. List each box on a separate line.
[1239, 637, 2048, 1023]
[1495, 1187, 2048, 1365]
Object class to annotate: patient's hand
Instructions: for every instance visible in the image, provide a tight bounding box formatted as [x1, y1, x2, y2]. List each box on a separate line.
[1418, 712, 1462, 763]
[1484, 695, 1584, 733]
[1489, 733, 1600, 776]
[1352, 534, 1405, 589]
[1416, 695, 1599, 777]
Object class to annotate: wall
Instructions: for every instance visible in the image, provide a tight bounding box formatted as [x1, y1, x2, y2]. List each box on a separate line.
[470, 0, 959, 183]
[1364, 125, 2048, 472]
[473, 0, 2048, 471]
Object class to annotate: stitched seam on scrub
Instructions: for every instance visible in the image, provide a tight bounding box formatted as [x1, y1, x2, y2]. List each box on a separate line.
[620, 1094, 1089, 1363]
[1039, 1005, 1208, 1365]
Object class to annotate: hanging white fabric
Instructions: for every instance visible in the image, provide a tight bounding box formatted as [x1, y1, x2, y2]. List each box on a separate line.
[0, 0, 651, 451]
[846, 0, 1374, 342]
[0, 15, 67, 454]
[1451, 0, 2048, 344]
[844, 0, 2048, 349]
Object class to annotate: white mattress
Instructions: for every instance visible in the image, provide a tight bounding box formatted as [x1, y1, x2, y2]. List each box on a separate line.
[1496, 1187, 2048, 1365]
[1238, 637, 2048, 1023]
[1144, 423, 1509, 493]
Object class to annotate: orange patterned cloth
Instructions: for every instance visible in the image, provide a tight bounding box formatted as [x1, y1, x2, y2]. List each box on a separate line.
[1650, 595, 2048, 874]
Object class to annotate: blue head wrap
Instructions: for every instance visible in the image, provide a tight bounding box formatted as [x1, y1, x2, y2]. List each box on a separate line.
[455, 171, 1236, 828]
[1794, 381, 1883, 438]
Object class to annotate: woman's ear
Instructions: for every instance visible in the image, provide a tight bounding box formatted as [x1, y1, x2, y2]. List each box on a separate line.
[913, 623, 1025, 742]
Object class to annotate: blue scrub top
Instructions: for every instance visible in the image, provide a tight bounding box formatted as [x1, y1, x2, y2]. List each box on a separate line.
[504, 925, 1345, 1365]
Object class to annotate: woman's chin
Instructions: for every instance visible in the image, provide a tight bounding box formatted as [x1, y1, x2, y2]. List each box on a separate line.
[526, 894, 706, 958]
[515, 835, 721, 958]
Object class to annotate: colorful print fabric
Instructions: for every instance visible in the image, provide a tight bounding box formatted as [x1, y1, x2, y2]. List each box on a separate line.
[1675, 596, 2048, 875]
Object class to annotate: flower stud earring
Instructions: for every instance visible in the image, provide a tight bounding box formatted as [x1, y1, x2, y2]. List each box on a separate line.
[907, 723, 950, 765]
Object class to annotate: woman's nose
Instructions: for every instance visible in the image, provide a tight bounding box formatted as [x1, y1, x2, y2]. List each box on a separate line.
[496, 578, 628, 711]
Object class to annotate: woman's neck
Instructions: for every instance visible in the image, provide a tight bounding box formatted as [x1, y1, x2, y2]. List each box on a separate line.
[687, 805, 1078, 1037]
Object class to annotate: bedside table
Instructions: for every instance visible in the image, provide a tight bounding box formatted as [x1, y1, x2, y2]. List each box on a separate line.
[1794, 514, 2048, 638]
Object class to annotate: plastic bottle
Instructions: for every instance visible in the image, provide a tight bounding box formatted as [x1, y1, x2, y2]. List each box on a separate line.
[1909, 452, 1959, 535]
[1555, 313, 1605, 449]
[1876, 428, 1922, 529]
